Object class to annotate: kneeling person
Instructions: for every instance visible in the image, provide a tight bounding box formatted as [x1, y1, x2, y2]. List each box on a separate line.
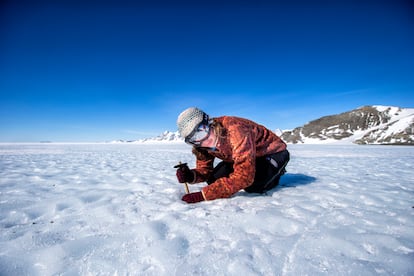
[176, 107, 290, 204]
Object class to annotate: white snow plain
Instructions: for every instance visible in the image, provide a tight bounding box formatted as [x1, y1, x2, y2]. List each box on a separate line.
[0, 143, 413, 275]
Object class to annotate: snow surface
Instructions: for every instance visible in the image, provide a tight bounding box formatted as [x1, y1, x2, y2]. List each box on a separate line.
[0, 143, 413, 275]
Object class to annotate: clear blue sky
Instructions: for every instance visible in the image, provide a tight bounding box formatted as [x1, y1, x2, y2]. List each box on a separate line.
[1, 0, 413, 142]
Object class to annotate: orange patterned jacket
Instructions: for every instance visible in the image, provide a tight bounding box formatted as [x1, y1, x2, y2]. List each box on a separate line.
[190, 116, 287, 200]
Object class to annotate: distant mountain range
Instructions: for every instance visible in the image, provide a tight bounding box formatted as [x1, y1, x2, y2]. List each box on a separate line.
[110, 131, 183, 144]
[113, 105, 414, 145]
[281, 105, 414, 145]
[141, 130, 182, 143]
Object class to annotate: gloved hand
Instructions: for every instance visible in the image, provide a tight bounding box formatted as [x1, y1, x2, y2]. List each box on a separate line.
[182, 192, 205, 204]
[176, 164, 194, 183]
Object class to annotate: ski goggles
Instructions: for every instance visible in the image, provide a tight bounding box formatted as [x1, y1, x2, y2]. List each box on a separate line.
[185, 123, 211, 146]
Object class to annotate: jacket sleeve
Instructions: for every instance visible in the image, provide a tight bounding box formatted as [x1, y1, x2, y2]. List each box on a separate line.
[190, 147, 215, 183]
[202, 127, 256, 200]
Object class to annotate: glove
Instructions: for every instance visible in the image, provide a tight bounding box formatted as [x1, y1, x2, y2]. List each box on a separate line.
[182, 192, 205, 204]
[176, 164, 194, 183]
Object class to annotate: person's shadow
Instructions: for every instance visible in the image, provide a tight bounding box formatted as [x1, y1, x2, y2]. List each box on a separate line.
[277, 173, 317, 189]
[262, 173, 316, 196]
[240, 173, 316, 197]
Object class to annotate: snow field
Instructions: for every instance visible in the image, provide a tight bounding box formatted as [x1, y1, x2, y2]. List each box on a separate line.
[0, 143, 413, 275]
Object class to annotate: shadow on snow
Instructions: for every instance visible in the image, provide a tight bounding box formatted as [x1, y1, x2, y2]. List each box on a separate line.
[239, 173, 317, 198]
[278, 173, 317, 189]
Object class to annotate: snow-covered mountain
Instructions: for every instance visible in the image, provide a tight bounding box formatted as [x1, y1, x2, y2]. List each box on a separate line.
[110, 131, 183, 144]
[281, 105, 414, 145]
[140, 130, 183, 143]
[113, 105, 413, 145]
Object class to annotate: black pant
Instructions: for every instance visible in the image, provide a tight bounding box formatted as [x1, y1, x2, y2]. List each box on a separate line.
[207, 149, 290, 194]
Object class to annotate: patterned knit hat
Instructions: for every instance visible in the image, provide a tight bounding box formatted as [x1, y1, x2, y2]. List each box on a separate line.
[177, 107, 209, 138]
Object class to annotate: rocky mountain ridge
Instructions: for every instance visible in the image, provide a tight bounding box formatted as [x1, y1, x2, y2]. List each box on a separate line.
[281, 105, 414, 145]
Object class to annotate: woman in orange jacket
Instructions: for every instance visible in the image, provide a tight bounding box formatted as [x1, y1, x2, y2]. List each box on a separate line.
[176, 107, 290, 203]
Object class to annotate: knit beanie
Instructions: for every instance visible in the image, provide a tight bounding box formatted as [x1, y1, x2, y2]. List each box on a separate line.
[177, 107, 209, 138]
